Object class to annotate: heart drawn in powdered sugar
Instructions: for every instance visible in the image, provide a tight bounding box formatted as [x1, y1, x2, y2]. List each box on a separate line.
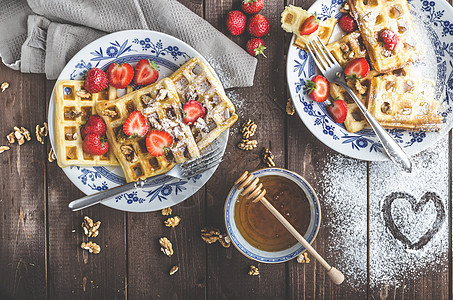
[381, 192, 446, 250]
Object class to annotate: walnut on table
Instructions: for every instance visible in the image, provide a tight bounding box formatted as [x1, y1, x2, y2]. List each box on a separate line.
[1, 82, 9, 92]
[262, 147, 276, 167]
[248, 265, 260, 276]
[6, 132, 15, 144]
[161, 207, 172, 216]
[286, 98, 295, 115]
[0, 146, 10, 154]
[81, 216, 101, 238]
[159, 237, 174, 256]
[237, 139, 257, 151]
[164, 216, 181, 228]
[241, 119, 257, 139]
[35, 123, 48, 144]
[169, 265, 179, 276]
[297, 252, 310, 264]
[48, 148, 56, 162]
[200, 227, 231, 248]
[81, 241, 101, 254]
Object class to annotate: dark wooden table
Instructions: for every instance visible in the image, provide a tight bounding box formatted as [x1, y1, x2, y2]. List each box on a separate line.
[1, 0, 452, 299]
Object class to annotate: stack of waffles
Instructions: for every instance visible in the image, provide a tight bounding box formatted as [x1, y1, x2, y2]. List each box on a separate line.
[54, 57, 237, 182]
[282, 0, 442, 133]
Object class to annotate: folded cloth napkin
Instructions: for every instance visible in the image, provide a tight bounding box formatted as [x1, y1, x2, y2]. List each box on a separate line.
[0, 0, 257, 89]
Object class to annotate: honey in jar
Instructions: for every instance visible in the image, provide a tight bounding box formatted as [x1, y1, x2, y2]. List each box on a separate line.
[234, 175, 311, 252]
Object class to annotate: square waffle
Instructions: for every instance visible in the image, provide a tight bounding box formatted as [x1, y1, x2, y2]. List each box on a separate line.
[367, 74, 442, 131]
[281, 5, 336, 49]
[326, 31, 367, 68]
[169, 57, 238, 150]
[54, 80, 133, 168]
[95, 78, 200, 183]
[348, 0, 423, 73]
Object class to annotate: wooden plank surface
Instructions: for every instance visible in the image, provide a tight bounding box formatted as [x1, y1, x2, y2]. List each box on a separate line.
[0, 0, 452, 299]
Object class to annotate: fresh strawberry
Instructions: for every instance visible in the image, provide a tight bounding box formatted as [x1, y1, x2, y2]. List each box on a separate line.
[327, 99, 348, 123]
[241, 0, 264, 15]
[134, 59, 159, 86]
[247, 14, 270, 37]
[246, 38, 267, 57]
[338, 14, 357, 33]
[80, 115, 106, 139]
[106, 62, 134, 89]
[183, 100, 206, 125]
[306, 75, 330, 102]
[122, 110, 149, 137]
[84, 68, 109, 93]
[300, 14, 319, 35]
[146, 130, 173, 157]
[379, 29, 399, 51]
[226, 10, 247, 36]
[82, 134, 109, 156]
[344, 57, 370, 79]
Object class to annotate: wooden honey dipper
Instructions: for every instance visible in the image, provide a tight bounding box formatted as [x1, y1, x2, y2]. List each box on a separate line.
[235, 171, 345, 285]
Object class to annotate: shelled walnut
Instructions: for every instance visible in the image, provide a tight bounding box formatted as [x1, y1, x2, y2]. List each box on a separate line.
[81, 241, 101, 254]
[286, 98, 295, 115]
[164, 216, 181, 228]
[200, 227, 230, 248]
[101, 109, 117, 118]
[6, 132, 15, 144]
[241, 119, 257, 139]
[0, 146, 10, 153]
[169, 265, 179, 276]
[1, 82, 9, 92]
[262, 147, 275, 167]
[161, 207, 172, 216]
[159, 237, 174, 256]
[76, 89, 91, 99]
[297, 252, 310, 264]
[248, 265, 260, 276]
[237, 139, 257, 151]
[120, 145, 137, 162]
[82, 216, 101, 238]
[48, 148, 56, 162]
[35, 123, 48, 144]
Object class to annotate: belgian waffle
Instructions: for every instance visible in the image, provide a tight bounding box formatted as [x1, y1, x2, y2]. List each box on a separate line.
[95, 78, 200, 183]
[367, 74, 442, 131]
[281, 5, 336, 49]
[169, 57, 238, 150]
[348, 0, 423, 73]
[54, 80, 133, 168]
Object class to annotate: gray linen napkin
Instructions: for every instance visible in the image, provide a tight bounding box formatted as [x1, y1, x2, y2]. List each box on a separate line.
[0, 0, 257, 89]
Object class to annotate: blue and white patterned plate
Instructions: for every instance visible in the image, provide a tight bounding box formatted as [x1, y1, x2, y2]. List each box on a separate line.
[287, 0, 453, 161]
[224, 168, 321, 263]
[48, 30, 228, 212]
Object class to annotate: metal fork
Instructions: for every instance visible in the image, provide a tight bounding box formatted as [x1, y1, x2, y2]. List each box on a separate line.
[68, 148, 223, 211]
[306, 36, 412, 172]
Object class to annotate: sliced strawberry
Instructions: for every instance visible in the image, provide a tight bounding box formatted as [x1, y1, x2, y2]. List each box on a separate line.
[122, 110, 149, 137]
[300, 14, 319, 35]
[344, 57, 370, 79]
[327, 99, 348, 123]
[106, 62, 134, 89]
[82, 134, 109, 156]
[183, 100, 206, 125]
[146, 130, 173, 157]
[81, 115, 107, 139]
[134, 59, 159, 86]
[306, 75, 330, 102]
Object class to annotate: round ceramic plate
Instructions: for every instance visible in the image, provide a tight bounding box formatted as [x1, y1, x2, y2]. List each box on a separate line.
[224, 168, 321, 263]
[48, 30, 228, 212]
[287, 0, 453, 161]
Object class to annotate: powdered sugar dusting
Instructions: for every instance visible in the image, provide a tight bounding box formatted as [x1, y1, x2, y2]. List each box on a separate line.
[320, 136, 449, 289]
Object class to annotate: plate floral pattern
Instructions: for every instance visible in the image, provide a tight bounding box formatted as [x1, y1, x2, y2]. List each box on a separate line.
[286, 0, 453, 161]
[48, 30, 227, 212]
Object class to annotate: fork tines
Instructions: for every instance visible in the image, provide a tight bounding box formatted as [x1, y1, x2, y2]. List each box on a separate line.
[306, 36, 341, 73]
[181, 148, 223, 177]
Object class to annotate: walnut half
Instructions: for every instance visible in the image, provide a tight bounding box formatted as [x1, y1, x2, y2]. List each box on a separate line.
[120, 145, 137, 162]
[164, 216, 181, 228]
[248, 265, 260, 276]
[159, 237, 174, 256]
[81, 241, 101, 254]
